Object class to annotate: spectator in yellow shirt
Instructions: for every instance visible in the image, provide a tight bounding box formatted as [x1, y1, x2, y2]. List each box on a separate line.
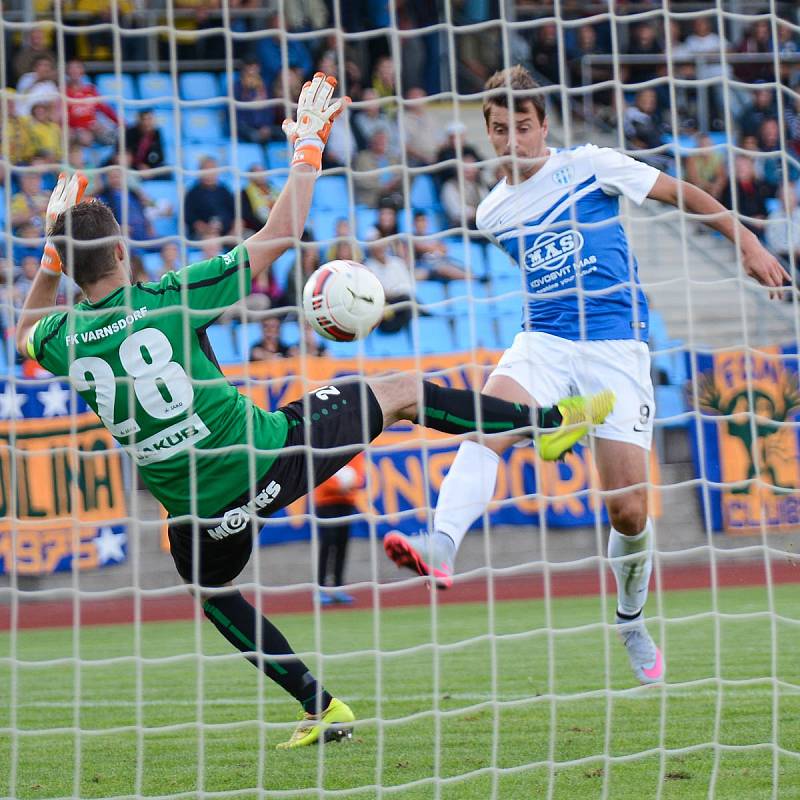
[28, 99, 63, 162]
[1, 90, 35, 164]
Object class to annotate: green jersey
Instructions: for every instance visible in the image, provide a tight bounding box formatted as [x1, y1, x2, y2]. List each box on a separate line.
[28, 245, 288, 518]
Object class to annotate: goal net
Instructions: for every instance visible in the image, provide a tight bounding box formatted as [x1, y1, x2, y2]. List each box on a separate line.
[1, 1, 799, 797]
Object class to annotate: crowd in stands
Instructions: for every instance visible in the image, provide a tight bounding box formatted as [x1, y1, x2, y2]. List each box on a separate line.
[2, 6, 800, 371]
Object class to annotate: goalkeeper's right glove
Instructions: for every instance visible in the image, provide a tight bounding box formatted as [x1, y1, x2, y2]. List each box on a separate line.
[282, 72, 349, 172]
[41, 172, 89, 275]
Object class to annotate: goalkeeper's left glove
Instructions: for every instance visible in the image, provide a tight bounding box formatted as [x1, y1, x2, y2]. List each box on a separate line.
[41, 172, 89, 275]
[282, 72, 349, 172]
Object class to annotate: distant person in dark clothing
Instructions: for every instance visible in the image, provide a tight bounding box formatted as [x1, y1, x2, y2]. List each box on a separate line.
[235, 58, 281, 145]
[721, 155, 772, 238]
[624, 22, 665, 86]
[126, 110, 165, 172]
[529, 23, 561, 85]
[184, 157, 236, 239]
[315, 453, 365, 606]
[97, 164, 154, 246]
[737, 86, 778, 138]
[434, 121, 480, 188]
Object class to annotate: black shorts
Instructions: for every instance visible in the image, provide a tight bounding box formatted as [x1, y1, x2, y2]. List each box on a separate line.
[168, 381, 383, 587]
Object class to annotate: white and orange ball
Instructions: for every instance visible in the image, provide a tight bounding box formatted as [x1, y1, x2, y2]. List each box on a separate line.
[302, 260, 385, 341]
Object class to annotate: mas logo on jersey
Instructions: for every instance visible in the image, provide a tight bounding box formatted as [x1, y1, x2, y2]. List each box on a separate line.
[523, 230, 584, 273]
[552, 165, 575, 186]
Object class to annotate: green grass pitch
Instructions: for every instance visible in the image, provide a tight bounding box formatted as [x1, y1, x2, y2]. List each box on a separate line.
[1, 584, 798, 799]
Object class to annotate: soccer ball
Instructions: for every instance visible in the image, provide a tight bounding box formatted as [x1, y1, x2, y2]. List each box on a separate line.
[302, 260, 385, 341]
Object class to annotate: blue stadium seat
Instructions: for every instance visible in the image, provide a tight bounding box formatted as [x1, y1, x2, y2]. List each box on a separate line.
[309, 213, 341, 245]
[497, 312, 522, 344]
[486, 245, 514, 276]
[765, 197, 781, 215]
[182, 109, 225, 144]
[367, 328, 412, 357]
[313, 176, 350, 211]
[446, 279, 490, 301]
[179, 72, 223, 102]
[145, 179, 179, 208]
[445, 240, 488, 279]
[206, 324, 240, 364]
[415, 281, 448, 313]
[327, 338, 370, 359]
[266, 141, 291, 170]
[144, 180, 179, 237]
[280, 320, 301, 348]
[142, 252, 164, 278]
[453, 313, 499, 350]
[235, 322, 263, 360]
[137, 73, 174, 106]
[649, 310, 686, 386]
[655, 385, 689, 427]
[355, 206, 378, 239]
[233, 142, 266, 173]
[270, 250, 295, 289]
[411, 317, 454, 354]
[95, 73, 137, 101]
[410, 174, 439, 210]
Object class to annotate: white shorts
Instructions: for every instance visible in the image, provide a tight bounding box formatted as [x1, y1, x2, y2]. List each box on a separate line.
[490, 332, 654, 450]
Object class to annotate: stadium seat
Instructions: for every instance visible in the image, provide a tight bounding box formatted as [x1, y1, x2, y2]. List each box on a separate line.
[649, 310, 686, 386]
[235, 322, 263, 360]
[486, 245, 514, 276]
[142, 252, 164, 279]
[313, 176, 350, 212]
[327, 338, 369, 359]
[206, 324, 240, 364]
[411, 317, 455, 354]
[182, 108, 225, 144]
[445, 240, 488, 280]
[415, 281, 448, 313]
[309, 213, 341, 245]
[266, 141, 291, 170]
[144, 180, 179, 237]
[233, 142, 266, 173]
[95, 72, 137, 101]
[409, 174, 439, 210]
[355, 206, 378, 239]
[654, 385, 689, 427]
[179, 72, 223, 103]
[367, 328, 413, 357]
[270, 250, 295, 290]
[497, 312, 523, 344]
[280, 320, 301, 348]
[453, 313, 499, 350]
[137, 73, 174, 106]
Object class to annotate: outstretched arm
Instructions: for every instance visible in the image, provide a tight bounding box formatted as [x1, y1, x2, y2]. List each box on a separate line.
[647, 173, 791, 298]
[244, 73, 348, 281]
[16, 173, 88, 357]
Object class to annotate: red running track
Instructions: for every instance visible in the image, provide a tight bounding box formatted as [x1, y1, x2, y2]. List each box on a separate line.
[0, 560, 797, 631]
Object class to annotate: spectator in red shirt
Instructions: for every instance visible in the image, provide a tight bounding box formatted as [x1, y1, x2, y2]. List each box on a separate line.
[66, 59, 119, 146]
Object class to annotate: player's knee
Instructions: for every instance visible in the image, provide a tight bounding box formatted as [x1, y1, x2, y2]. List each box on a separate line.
[366, 374, 418, 423]
[606, 492, 648, 535]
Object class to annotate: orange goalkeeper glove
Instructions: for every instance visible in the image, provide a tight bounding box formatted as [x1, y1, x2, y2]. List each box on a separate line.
[282, 72, 349, 172]
[40, 172, 89, 275]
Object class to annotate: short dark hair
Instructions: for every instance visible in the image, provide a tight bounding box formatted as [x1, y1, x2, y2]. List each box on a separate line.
[49, 202, 121, 288]
[482, 65, 546, 125]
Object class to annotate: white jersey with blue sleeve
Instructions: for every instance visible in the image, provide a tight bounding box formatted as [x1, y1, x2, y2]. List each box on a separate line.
[478, 144, 660, 342]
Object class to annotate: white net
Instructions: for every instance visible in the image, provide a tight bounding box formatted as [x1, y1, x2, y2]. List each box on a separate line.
[1, 1, 799, 798]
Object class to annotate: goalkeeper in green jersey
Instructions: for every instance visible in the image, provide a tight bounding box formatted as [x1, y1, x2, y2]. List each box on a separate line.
[16, 72, 614, 750]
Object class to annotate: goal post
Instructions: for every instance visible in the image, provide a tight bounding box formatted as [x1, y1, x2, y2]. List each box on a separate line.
[0, 2, 799, 798]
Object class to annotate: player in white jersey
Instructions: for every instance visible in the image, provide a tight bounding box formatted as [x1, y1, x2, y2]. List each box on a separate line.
[384, 65, 790, 685]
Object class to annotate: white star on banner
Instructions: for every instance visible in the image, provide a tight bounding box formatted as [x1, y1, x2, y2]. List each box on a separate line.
[37, 382, 70, 417]
[0, 386, 27, 419]
[95, 527, 127, 565]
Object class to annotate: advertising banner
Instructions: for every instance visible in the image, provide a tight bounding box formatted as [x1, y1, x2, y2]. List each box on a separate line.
[0, 380, 128, 574]
[689, 344, 800, 532]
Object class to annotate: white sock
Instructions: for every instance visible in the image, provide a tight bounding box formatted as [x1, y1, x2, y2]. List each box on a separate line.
[434, 440, 500, 551]
[608, 519, 653, 617]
